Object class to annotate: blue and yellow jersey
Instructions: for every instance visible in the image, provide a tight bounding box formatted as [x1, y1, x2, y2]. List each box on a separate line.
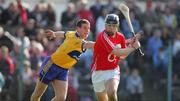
[51, 31, 86, 69]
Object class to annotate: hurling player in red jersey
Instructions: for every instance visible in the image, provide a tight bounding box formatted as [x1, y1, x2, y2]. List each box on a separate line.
[91, 14, 141, 101]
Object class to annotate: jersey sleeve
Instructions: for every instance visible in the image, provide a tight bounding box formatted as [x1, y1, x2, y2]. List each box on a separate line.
[64, 31, 67, 38]
[64, 31, 69, 38]
[120, 34, 126, 48]
[81, 40, 87, 53]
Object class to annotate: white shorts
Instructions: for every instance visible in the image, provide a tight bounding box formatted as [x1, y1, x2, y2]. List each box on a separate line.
[91, 68, 120, 92]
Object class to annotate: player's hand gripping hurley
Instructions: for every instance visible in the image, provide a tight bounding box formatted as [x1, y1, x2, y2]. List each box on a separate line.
[119, 3, 144, 56]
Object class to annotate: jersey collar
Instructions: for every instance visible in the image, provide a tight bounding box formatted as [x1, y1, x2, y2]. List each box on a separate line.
[75, 32, 83, 39]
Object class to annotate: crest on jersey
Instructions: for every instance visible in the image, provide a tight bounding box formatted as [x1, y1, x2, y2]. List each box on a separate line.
[68, 50, 81, 61]
[108, 53, 117, 62]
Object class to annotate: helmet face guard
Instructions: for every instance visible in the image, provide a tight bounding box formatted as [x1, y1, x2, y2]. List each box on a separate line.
[105, 14, 119, 25]
[105, 14, 119, 35]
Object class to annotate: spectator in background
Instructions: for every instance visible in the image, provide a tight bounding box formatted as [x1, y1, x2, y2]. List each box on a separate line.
[66, 68, 79, 101]
[95, 6, 109, 38]
[143, 1, 161, 29]
[0, 0, 5, 23]
[29, 40, 45, 72]
[0, 46, 14, 77]
[160, 5, 177, 29]
[126, 68, 143, 101]
[176, 3, 180, 27]
[24, 19, 36, 39]
[15, 26, 30, 50]
[0, 26, 13, 52]
[10, 41, 30, 101]
[22, 60, 35, 101]
[0, 71, 5, 100]
[161, 27, 171, 46]
[152, 47, 169, 73]
[14, 26, 30, 74]
[154, 1, 163, 26]
[0, 72, 4, 93]
[35, 28, 47, 44]
[104, 0, 117, 13]
[151, 46, 169, 90]
[125, 0, 142, 22]
[17, 0, 28, 25]
[46, 3, 56, 27]
[0, 46, 14, 100]
[90, 0, 103, 21]
[34, 28, 50, 56]
[142, 2, 163, 50]
[146, 28, 163, 60]
[79, 49, 93, 72]
[5, 26, 30, 76]
[173, 29, 180, 77]
[1, 1, 20, 25]
[29, 3, 48, 28]
[121, 10, 141, 39]
[173, 29, 180, 56]
[61, 3, 77, 30]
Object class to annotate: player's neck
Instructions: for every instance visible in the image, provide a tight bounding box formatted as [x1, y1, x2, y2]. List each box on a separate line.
[112, 33, 116, 38]
[105, 31, 116, 38]
[76, 31, 83, 39]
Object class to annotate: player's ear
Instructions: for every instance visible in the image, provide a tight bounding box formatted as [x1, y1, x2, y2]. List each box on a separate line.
[76, 27, 81, 31]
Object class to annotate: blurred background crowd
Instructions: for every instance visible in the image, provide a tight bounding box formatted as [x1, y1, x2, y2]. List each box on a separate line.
[0, 0, 180, 101]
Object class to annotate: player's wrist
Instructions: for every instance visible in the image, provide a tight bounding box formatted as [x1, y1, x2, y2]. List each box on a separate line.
[131, 47, 136, 52]
[50, 32, 56, 38]
[113, 48, 118, 53]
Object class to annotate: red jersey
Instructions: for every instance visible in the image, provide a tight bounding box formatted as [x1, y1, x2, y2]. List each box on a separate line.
[91, 31, 126, 71]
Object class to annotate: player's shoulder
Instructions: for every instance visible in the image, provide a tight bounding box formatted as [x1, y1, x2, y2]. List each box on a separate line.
[66, 31, 76, 35]
[116, 32, 125, 39]
[116, 32, 124, 36]
[65, 31, 76, 37]
[96, 31, 105, 41]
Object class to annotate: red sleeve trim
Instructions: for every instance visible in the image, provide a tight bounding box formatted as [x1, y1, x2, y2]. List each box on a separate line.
[100, 32, 115, 53]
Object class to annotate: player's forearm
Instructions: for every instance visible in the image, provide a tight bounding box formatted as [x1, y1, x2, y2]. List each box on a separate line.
[53, 31, 65, 39]
[120, 54, 128, 60]
[112, 47, 135, 57]
[84, 41, 95, 49]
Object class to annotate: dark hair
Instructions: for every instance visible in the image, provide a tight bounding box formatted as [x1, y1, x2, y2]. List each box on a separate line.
[76, 19, 89, 27]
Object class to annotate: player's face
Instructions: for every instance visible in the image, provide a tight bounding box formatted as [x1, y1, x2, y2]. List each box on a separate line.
[105, 24, 118, 35]
[79, 23, 90, 39]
